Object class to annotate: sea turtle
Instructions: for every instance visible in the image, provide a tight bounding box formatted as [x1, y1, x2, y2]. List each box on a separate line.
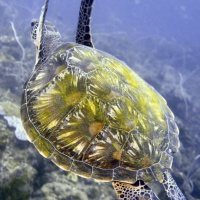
[20, 0, 186, 199]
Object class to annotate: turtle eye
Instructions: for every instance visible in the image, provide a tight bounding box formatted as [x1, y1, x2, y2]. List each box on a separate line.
[31, 19, 37, 28]
[31, 21, 35, 27]
[31, 20, 39, 32]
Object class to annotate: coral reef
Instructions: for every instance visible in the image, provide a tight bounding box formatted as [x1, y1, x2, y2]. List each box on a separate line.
[0, 1, 200, 199]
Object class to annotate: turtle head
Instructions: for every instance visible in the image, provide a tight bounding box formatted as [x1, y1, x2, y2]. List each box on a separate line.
[31, 19, 62, 65]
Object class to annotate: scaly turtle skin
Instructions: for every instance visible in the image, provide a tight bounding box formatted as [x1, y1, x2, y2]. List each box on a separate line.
[21, 0, 186, 199]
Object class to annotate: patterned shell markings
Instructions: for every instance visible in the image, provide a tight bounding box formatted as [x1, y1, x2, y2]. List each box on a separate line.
[21, 42, 179, 183]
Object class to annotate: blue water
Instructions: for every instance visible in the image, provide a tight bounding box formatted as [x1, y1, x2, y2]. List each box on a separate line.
[3, 0, 200, 46]
[0, 0, 200, 199]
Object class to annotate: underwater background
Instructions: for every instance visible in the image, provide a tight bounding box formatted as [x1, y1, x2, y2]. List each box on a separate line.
[0, 0, 200, 199]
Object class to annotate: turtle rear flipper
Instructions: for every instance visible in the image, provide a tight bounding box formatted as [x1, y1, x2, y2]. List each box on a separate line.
[112, 180, 159, 200]
[162, 170, 186, 200]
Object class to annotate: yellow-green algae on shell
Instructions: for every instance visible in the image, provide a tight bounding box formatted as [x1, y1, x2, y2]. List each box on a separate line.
[21, 43, 179, 184]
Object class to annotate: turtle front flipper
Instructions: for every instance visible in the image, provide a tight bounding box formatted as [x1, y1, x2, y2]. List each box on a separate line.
[112, 181, 159, 200]
[34, 0, 49, 66]
[76, 0, 95, 47]
[162, 170, 186, 200]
